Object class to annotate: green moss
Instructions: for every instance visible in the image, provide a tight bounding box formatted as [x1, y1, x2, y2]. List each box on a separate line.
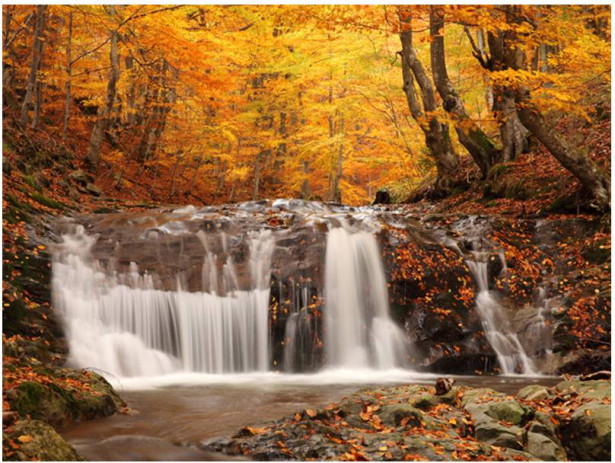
[29, 191, 65, 210]
[10, 382, 49, 417]
[23, 174, 42, 192]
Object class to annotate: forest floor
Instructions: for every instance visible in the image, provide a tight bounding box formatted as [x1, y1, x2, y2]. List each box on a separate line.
[2, 116, 611, 460]
[202, 377, 611, 461]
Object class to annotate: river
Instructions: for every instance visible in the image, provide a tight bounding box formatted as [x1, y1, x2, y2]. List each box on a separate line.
[61, 374, 559, 461]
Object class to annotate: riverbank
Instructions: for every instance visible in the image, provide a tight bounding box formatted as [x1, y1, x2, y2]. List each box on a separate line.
[202, 377, 611, 461]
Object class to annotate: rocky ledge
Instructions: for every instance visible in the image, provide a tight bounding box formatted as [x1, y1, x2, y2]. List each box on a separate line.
[202, 378, 611, 461]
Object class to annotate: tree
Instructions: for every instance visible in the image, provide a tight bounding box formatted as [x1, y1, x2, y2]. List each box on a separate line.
[490, 6, 610, 210]
[86, 5, 119, 168]
[20, 5, 47, 127]
[398, 6, 459, 194]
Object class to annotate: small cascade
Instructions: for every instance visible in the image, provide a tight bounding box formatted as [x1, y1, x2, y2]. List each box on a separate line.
[53, 226, 273, 377]
[324, 227, 408, 369]
[466, 252, 536, 375]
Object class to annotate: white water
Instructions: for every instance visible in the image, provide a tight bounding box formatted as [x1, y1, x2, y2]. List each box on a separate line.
[53, 226, 273, 377]
[324, 227, 408, 369]
[466, 253, 536, 375]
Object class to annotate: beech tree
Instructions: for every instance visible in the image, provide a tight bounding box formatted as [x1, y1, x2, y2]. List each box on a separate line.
[20, 5, 47, 127]
[429, 6, 501, 178]
[490, 6, 610, 210]
[397, 6, 459, 194]
[86, 5, 119, 168]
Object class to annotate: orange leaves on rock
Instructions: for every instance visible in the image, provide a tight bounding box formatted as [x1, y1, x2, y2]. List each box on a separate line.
[17, 435, 34, 443]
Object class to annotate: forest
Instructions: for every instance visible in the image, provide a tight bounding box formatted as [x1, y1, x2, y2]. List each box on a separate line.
[2, 4, 612, 463]
[3, 4, 610, 207]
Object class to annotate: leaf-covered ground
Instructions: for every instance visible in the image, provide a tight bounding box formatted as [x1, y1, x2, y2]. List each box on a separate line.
[203, 379, 611, 461]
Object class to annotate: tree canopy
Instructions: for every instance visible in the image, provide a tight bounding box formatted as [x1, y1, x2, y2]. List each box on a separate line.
[3, 5, 610, 206]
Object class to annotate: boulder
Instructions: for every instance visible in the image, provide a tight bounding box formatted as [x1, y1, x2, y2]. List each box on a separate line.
[517, 384, 551, 401]
[561, 402, 611, 461]
[525, 431, 566, 461]
[69, 169, 89, 185]
[85, 182, 102, 196]
[4, 419, 82, 461]
[378, 404, 428, 428]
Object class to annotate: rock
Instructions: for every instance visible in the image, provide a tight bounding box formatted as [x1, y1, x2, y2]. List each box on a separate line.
[5, 419, 82, 461]
[378, 404, 426, 428]
[373, 189, 391, 205]
[3, 411, 19, 425]
[68, 187, 81, 201]
[517, 384, 551, 401]
[85, 182, 102, 196]
[462, 388, 533, 452]
[435, 377, 455, 395]
[473, 420, 525, 450]
[69, 169, 89, 185]
[525, 431, 566, 461]
[561, 402, 611, 461]
[555, 379, 611, 400]
[411, 387, 458, 410]
[581, 370, 611, 381]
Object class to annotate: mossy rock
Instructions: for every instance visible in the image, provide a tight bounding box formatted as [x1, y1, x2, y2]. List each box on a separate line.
[5, 382, 72, 426]
[3, 419, 83, 461]
[29, 191, 65, 210]
[561, 402, 611, 461]
[4, 371, 124, 427]
[517, 385, 551, 401]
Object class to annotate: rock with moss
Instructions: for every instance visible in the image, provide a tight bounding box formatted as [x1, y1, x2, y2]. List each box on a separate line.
[4, 369, 124, 427]
[3, 419, 83, 461]
[561, 401, 611, 461]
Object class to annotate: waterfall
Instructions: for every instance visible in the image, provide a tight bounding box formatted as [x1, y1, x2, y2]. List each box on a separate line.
[53, 226, 273, 377]
[466, 252, 536, 375]
[324, 227, 408, 369]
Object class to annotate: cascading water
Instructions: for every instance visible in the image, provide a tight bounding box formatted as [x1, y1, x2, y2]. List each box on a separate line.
[52, 203, 410, 380]
[52, 202, 553, 381]
[53, 225, 273, 377]
[465, 253, 536, 375]
[324, 227, 408, 369]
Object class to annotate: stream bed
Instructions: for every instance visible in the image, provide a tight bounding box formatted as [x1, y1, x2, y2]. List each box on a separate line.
[61, 375, 559, 461]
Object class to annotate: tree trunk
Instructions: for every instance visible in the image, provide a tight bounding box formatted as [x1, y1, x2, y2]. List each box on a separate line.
[430, 6, 499, 178]
[494, 89, 528, 162]
[517, 98, 610, 210]
[86, 6, 119, 168]
[252, 152, 262, 201]
[20, 5, 46, 126]
[62, 11, 73, 142]
[498, 6, 610, 210]
[300, 161, 311, 200]
[398, 7, 459, 193]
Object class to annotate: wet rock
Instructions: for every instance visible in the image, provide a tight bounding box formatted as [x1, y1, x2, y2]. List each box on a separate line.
[581, 370, 611, 381]
[525, 430, 566, 461]
[4, 370, 124, 427]
[561, 402, 611, 461]
[4, 419, 82, 461]
[379, 404, 426, 428]
[435, 377, 455, 395]
[373, 189, 391, 205]
[517, 384, 551, 401]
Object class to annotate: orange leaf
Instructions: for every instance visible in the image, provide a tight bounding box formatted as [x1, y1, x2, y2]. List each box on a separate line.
[18, 435, 33, 443]
[305, 409, 317, 418]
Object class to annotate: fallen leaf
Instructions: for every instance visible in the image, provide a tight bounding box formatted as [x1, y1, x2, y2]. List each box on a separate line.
[18, 435, 33, 443]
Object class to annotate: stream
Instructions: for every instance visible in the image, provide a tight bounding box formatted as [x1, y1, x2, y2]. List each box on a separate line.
[50, 200, 571, 459]
[61, 375, 559, 461]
